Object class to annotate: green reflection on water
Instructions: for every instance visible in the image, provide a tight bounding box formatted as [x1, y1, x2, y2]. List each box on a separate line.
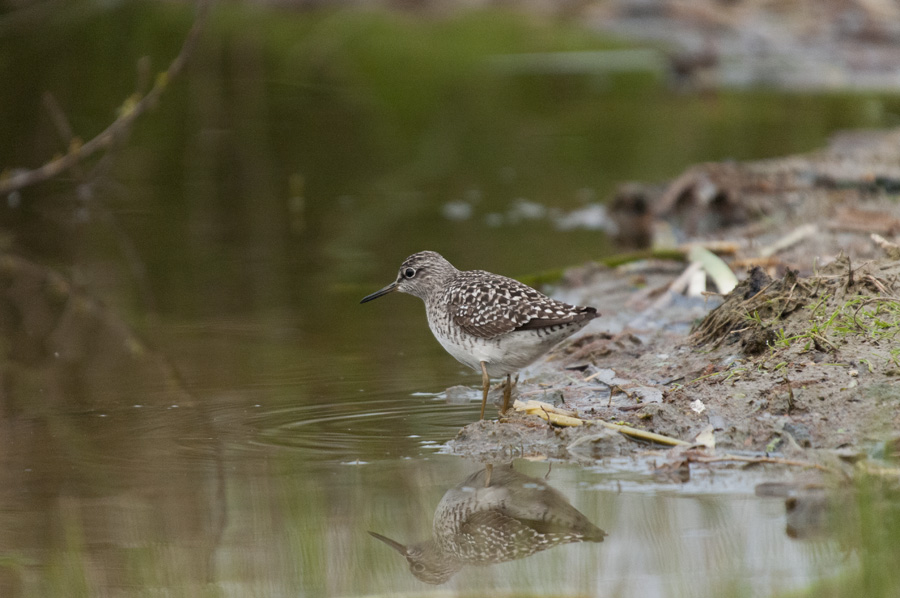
[2, 1, 898, 382]
[2, 3, 898, 313]
[1, 3, 900, 596]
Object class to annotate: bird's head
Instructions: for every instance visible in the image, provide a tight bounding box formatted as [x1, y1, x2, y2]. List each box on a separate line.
[360, 251, 457, 303]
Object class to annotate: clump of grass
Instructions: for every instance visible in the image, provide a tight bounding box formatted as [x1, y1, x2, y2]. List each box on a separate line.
[772, 296, 900, 357]
[694, 263, 900, 364]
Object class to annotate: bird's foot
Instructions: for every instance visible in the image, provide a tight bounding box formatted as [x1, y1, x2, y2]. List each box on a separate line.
[500, 374, 518, 414]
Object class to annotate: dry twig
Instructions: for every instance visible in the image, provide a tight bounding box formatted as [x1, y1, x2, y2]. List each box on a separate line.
[0, 0, 210, 196]
[688, 453, 834, 473]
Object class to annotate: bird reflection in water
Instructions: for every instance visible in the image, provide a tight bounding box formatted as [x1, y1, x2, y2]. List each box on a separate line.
[369, 464, 606, 584]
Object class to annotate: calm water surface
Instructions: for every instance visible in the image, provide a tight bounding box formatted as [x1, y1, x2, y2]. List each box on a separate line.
[0, 308, 845, 597]
[1, 4, 891, 596]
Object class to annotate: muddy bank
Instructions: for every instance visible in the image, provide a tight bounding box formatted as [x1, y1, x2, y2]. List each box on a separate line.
[587, 0, 900, 92]
[447, 127, 900, 475]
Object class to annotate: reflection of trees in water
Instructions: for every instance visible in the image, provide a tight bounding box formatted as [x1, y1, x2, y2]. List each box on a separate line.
[0, 255, 227, 596]
[370, 463, 605, 584]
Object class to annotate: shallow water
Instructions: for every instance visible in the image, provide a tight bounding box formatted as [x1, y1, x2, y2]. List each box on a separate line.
[0, 312, 847, 598]
[0, 4, 893, 596]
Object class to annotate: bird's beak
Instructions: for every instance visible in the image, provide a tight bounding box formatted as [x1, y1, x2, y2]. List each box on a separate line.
[360, 281, 398, 304]
[368, 531, 408, 555]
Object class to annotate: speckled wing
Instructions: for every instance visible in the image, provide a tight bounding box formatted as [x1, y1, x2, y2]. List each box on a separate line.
[455, 510, 545, 562]
[455, 509, 598, 562]
[448, 271, 597, 339]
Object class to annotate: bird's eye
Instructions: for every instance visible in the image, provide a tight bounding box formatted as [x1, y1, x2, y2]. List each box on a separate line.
[404, 267, 416, 278]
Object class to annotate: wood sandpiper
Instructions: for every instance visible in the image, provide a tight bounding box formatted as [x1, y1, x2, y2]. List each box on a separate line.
[360, 251, 599, 419]
[368, 463, 606, 584]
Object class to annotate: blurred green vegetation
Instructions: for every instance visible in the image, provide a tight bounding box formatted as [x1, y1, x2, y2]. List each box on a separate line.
[1, 0, 899, 460]
[2, 1, 899, 312]
[2, 5, 900, 597]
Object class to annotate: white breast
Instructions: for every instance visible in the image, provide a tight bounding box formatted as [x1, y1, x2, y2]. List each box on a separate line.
[426, 308, 576, 377]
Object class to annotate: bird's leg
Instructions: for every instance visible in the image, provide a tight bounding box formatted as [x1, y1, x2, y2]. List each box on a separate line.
[501, 373, 512, 414]
[484, 463, 493, 488]
[480, 361, 490, 420]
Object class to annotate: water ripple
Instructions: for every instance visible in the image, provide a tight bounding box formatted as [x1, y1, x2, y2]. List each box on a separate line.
[247, 393, 480, 461]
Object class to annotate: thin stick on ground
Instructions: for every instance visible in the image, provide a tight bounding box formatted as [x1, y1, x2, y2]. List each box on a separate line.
[514, 398, 690, 445]
[597, 420, 690, 446]
[689, 454, 835, 472]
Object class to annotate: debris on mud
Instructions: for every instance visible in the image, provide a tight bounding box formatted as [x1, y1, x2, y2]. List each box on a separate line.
[448, 128, 900, 479]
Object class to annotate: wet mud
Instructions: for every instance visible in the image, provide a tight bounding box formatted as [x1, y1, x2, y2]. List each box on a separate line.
[448, 127, 900, 484]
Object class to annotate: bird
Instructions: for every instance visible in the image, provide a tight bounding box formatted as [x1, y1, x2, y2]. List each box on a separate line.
[368, 464, 607, 584]
[360, 251, 599, 419]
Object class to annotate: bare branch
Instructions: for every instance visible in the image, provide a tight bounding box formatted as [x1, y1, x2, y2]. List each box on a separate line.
[0, 0, 210, 196]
